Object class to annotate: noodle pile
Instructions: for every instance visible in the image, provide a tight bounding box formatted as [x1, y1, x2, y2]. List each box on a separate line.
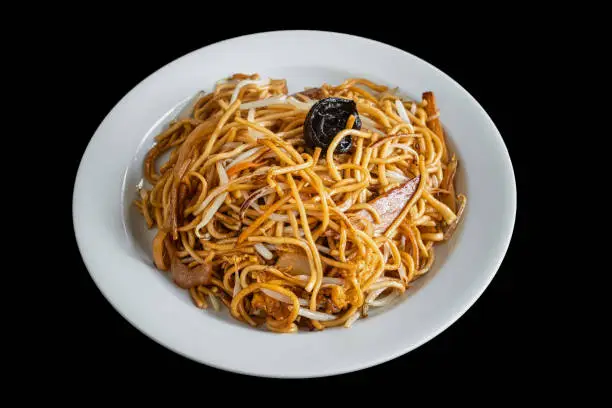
[134, 73, 466, 332]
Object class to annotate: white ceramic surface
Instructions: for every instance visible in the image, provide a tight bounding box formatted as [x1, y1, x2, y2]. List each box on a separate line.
[73, 30, 516, 378]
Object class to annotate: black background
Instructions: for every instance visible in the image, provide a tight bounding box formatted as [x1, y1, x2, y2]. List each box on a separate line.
[56, 8, 552, 389]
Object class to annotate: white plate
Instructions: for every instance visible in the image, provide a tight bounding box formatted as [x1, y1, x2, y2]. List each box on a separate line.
[73, 30, 516, 378]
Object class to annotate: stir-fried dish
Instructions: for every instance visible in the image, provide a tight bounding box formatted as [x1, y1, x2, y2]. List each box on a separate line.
[133, 73, 466, 332]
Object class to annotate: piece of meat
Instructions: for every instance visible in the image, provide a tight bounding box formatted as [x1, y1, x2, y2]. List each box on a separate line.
[423, 91, 457, 213]
[251, 293, 291, 320]
[422, 91, 446, 162]
[330, 285, 348, 310]
[316, 288, 343, 314]
[292, 87, 324, 100]
[170, 255, 213, 289]
[351, 176, 420, 236]
[276, 252, 311, 276]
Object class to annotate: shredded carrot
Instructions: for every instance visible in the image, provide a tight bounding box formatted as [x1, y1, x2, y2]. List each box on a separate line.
[226, 161, 264, 177]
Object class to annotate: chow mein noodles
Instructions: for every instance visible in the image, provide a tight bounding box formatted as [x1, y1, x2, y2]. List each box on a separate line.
[133, 73, 466, 332]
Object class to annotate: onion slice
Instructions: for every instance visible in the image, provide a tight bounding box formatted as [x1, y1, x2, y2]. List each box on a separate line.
[395, 100, 415, 133]
[386, 170, 409, 183]
[395, 100, 411, 124]
[322, 277, 345, 286]
[239, 186, 275, 220]
[336, 196, 354, 212]
[366, 287, 386, 304]
[298, 308, 337, 321]
[240, 95, 287, 110]
[195, 162, 228, 237]
[382, 242, 390, 264]
[215, 78, 238, 87]
[315, 244, 331, 254]
[208, 294, 221, 311]
[293, 275, 345, 286]
[410, 102, 417, 114]
[368, 289, 401, 307]
[260, 288, 309, 307]
[226, 147, 263, 171]
[254, 243, 274, 260]
[241, 191, 289, 222]
[398, 262, 408, 284]
[247, 108, 263, 139]
[268, 213, 289, 222]
[233, 270, 241, 297]
[361, 116, 385, 135]
[388, 143, 419, 158]
[344, 311, 361, 328]
[230, 79, 270, 104]
[287, 97, 315, 110]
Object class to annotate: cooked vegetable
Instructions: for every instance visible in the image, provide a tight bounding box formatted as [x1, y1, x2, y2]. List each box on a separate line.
[304, 97, 361, 153]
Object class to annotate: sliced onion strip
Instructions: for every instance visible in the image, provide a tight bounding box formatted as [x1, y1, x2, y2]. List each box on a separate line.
[410, 102, 417, 114]
[229, 79, 270, 104]
[239, 186, 275, 220]
[247, 108, 263, 139]
[298, 308, 337, 321]
[382, 242, 390, 264]
[293, 275, 345, 286]
[215, 78, 238, 87]
[386, 170, 409, 183]
[388, 144, 419, 158]
[399, 262, 408, 283]
[208, 294, 221, 311]
[195, 162, 228, 237]
[336, 196, 354, 212]
[315, 244, 331, 254]
[260, 288, 309, 307]
[369, 289, 401, 307]
[321, 277, 346, 286]
[254, 243, 274, 260]
[395, 100, 415, 133]
[226, 147, 263, 172]
[240, 95, 287, 110]
[361, 116, 385, 135]
[233, 270, 241, 297]
[269, 213, 289, 222]
[287, 97, 315, 110]
[344, 311, 361, 328]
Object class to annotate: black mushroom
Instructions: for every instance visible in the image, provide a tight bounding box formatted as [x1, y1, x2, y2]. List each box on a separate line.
[304, 97, 361, 153]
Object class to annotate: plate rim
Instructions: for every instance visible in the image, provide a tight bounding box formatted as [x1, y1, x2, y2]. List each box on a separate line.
[73, 29, 517, 378]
